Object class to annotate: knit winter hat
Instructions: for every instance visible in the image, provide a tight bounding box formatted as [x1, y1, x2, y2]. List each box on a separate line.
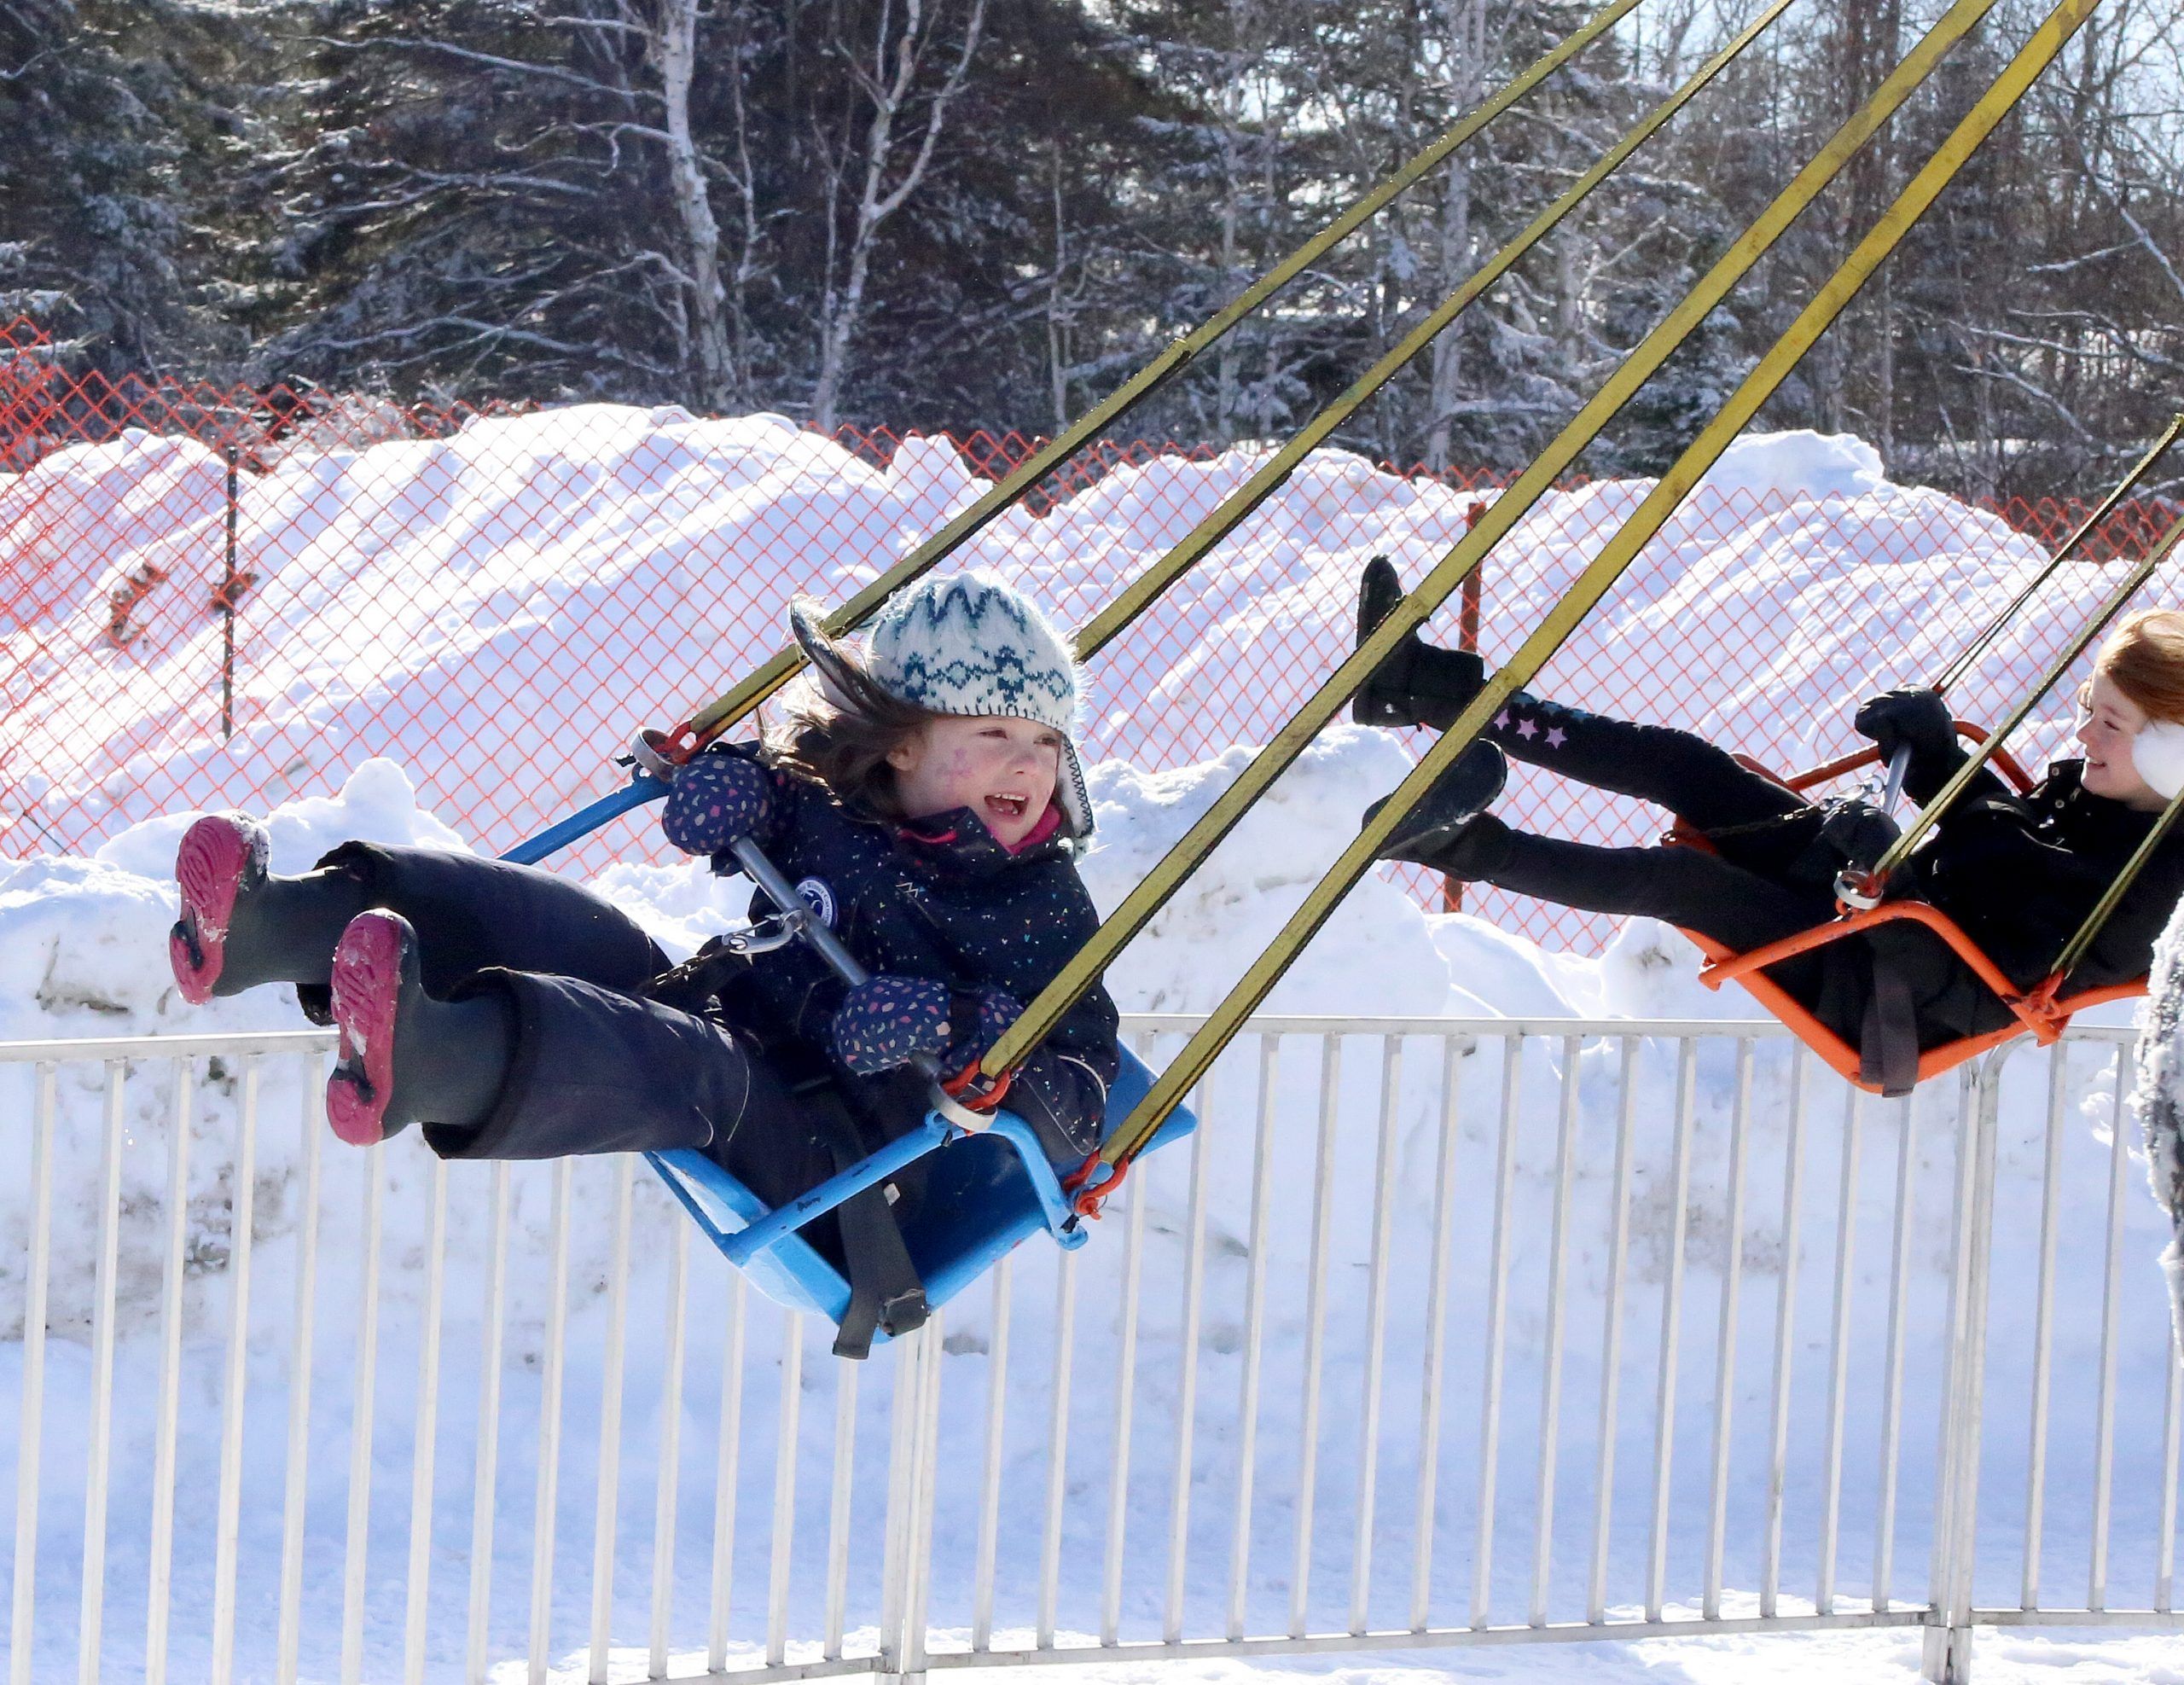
[864, 572, 1095, 840]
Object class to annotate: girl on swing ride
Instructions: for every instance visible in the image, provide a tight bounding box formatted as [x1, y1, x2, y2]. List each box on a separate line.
[1350, 556, 2184, 1090]
[165, 573, 1120, 1345]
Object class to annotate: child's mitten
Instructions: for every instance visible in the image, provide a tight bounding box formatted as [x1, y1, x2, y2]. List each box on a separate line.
[831, 976, 1025, 1077]
[662, 752, 775, 856]
[1852, 687, 1955, 762]
[832, 975, 952, 1074]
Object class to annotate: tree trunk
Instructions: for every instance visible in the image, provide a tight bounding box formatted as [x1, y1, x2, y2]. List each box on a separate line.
[1047, 148, 1070, 429]
[1426, 0, 1487, 473]
[1212, 0, 1254, 444]
[812, 0, 990, 433]
[653, 0, 735, 410]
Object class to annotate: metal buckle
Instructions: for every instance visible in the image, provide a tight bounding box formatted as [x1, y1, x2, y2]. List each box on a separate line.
[718, 909, 805, 956]
[629, 729, 680, 781]
[1834, 867, 1885, 911]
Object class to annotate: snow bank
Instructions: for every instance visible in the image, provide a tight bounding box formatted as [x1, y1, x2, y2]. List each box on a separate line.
[3, 412, 2144, 917]
[1698, 428, 1887, 500]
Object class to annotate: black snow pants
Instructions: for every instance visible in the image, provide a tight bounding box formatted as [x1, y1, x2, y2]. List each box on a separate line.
[1429, 694, 1869, 1032]
[304, 843, 849, 1212]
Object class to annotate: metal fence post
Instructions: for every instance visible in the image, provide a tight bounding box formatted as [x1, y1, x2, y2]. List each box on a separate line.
[1922, 1050, 2007, 1684]
[880, 1324, 941, 1685]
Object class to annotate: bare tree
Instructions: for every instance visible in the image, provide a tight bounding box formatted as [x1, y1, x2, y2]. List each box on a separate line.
[810, 0, 990, 431]
[648, 0, 736, 409]
[1426, 0, 1491, 472]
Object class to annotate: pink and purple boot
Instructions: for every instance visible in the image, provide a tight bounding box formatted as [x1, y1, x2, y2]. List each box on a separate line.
[326, 909, 412, 1146]
[325, 909, 510, 1148]
[170, 813, 271, 1005]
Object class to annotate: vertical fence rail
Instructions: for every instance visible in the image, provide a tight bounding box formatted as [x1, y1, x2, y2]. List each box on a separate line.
[1588, 1037, 1641, 1625]
[277, 1062, 325, 1685]
[76, 1060, 126, 1685]
[1411, 1035, 1467, 1632]
[1759, 1048, 1809, 1618]
[1165, 1079, 1214, 1645]
[1225, 1037, 1281, 1643]
[210, 1055, 261, 1685]
[143, 1060, 191, 1685]
[341, 1121, 385, 1685]
[9, 1062, 55, 1685]
[3, 1019, 2180, 1685]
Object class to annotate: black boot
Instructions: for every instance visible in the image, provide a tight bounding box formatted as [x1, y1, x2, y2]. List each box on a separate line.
[325, 910, 514, 1146]
[1363, 741, 1508, 866]
[1350, 555, 1488, 730]
[171, 813, 369, 1003]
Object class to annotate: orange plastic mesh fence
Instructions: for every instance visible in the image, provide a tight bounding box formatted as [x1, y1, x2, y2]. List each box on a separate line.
[5, 316, 2177, 953]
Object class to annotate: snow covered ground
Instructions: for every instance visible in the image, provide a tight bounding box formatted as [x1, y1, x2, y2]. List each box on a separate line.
[2, 420, 2180, 1682]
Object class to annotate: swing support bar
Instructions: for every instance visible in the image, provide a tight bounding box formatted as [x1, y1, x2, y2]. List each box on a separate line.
[1011, 0, 2071, 1177]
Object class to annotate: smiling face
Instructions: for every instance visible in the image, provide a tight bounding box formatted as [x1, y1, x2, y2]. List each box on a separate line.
[2077, 671, 2165, 810]
[886, 713, 1062, 845]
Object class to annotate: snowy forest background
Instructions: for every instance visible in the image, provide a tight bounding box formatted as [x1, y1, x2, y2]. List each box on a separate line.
[4, 0, 2181, 499]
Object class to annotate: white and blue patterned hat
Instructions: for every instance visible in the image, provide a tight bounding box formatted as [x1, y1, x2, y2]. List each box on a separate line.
[865, 572, 1094, 839]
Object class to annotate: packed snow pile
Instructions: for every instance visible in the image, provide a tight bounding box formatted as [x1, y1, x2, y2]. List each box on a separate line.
[1, 410, 2144, 890]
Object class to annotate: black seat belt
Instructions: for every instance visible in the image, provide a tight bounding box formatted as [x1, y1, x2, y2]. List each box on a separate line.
[1858, 956, 1920, 1098]
[794, 1079, 928, 1360]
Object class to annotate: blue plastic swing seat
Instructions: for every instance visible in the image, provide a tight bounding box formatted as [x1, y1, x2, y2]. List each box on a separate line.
[644, 1047, 1194, 1334]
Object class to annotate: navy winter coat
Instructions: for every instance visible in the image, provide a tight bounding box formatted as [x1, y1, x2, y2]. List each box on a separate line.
[692, 744, 1120, 1163]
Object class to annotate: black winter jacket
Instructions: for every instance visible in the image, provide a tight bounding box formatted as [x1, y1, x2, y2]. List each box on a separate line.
[688, 745, 1120, 1164]
[1879, 744, 2184, 1042]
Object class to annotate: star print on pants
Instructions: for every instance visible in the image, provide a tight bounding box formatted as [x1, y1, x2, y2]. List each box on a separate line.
[1545, 727, 1566, 747]
[1494, 709, 1512, 729]
[1516, 718, 1538, 739]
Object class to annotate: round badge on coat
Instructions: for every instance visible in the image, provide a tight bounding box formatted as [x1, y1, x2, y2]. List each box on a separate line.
[795, 876, 838, 928]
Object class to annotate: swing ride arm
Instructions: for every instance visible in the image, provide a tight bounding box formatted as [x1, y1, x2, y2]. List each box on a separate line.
[1000, 0, 2093, 1194]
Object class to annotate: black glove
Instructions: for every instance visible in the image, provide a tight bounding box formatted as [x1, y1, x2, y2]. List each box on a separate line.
[1852, 687, 1955, 764]
[1815, 796, 1901, 874]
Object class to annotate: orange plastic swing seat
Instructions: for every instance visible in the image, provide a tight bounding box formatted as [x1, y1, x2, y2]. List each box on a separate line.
[1667, 723, 2145, 1094]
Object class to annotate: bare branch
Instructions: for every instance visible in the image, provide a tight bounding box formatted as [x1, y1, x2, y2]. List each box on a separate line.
[309, 33, 655, 103]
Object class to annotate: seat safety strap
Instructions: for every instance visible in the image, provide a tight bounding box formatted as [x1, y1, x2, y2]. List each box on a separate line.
[1858, 956, 1920, 1099]
[797, 1082, 929, 1361]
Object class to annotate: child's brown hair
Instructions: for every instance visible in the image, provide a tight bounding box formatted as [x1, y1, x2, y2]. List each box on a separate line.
[761, 610, 935, 819]
[2094, 609, 2184, 725]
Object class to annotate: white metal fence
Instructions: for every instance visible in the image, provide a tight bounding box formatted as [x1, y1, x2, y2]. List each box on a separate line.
[2, 1016, 2178, 1684]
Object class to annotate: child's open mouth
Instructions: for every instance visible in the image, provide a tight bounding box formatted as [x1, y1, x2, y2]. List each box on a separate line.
[985, 793, 1028, 824]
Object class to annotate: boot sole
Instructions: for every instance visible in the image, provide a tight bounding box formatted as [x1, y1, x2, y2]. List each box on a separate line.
[171, 814, 265, 1005]
[1380, 743, 1509, 859]
[327, 910, 407, 1146]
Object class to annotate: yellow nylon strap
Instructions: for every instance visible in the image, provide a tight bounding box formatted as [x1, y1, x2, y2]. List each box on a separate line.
[1098, 0, 2111, 1159]
[1937, 415, 2184, 694]
[673, 0, 1648, 747]
[982, 0, 2019, 1098]
[1072, 0, 1797, 663]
